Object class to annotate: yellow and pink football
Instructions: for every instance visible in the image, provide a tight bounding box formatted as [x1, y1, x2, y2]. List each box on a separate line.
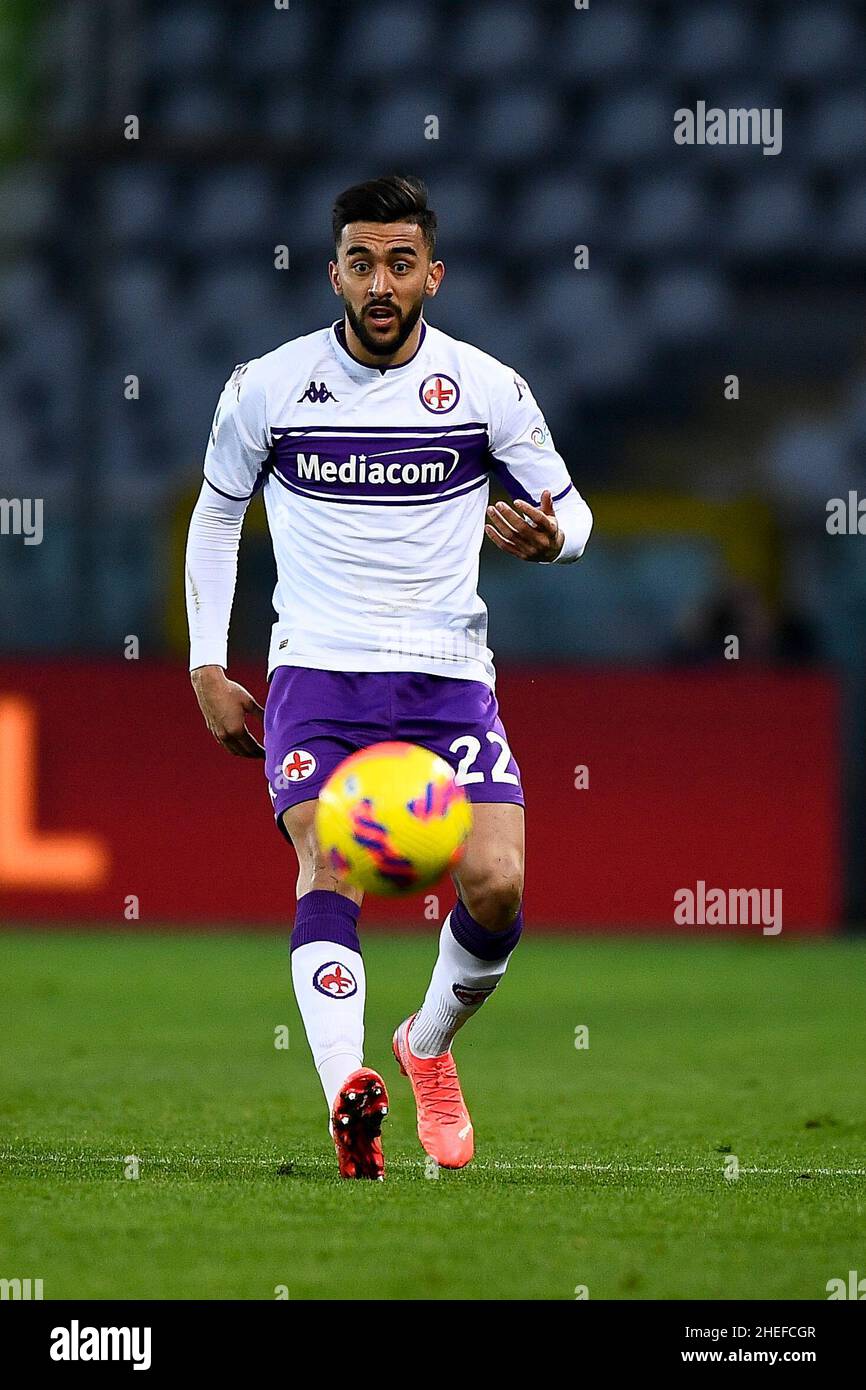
[315, 741, 472, 897]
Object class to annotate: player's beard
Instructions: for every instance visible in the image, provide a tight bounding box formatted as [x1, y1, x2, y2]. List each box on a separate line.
[344, 294, 424, 359]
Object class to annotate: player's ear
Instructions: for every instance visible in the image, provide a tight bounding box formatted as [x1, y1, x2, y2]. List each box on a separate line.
[328, 260, 342, 296]
[425, 260, 445, 298]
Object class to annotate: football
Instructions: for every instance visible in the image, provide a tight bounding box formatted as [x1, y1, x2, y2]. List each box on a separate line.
[315, 741, 473, 897]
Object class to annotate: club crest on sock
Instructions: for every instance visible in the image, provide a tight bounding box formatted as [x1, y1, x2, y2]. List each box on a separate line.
[313, 961, 358, 999]
[452, 982, 497, 1007]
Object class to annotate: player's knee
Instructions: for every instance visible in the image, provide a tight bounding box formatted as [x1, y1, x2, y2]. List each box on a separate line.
[462, 869, 523, 932]
[280, 804, 327, 878]
[280, 803, 363, 903]
[280, 804, 317, 856]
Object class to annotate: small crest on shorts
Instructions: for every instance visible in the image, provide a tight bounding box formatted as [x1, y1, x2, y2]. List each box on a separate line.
[281, 748, 317, 781]
[314, 961, 358, 999]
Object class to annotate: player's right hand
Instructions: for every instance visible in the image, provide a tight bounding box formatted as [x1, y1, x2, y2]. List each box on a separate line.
[190, 666, 265, 759]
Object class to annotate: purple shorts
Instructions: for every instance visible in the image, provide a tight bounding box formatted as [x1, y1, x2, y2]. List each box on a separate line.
[264, 665, 524, 829]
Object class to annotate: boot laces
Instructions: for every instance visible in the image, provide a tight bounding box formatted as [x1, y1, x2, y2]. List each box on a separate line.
[415, 1056, 464, 1123]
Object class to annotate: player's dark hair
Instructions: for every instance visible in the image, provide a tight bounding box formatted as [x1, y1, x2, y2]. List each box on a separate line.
[332, 175, 437, 254]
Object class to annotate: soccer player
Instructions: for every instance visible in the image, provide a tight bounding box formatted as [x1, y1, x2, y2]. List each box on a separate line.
[186, 176, 592, 1180]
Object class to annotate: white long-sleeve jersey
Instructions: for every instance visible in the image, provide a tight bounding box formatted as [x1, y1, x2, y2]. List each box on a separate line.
[185, 319, 592, 688]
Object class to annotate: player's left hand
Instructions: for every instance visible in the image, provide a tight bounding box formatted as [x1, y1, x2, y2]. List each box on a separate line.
[485, 489, 564, 562]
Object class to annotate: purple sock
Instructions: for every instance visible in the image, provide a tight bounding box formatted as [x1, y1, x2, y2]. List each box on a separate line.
[449, 897, 523, 961]
[290, 889, 361, 953]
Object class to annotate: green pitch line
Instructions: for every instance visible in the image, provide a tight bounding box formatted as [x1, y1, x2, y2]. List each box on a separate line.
[0, 930, 864, 1301]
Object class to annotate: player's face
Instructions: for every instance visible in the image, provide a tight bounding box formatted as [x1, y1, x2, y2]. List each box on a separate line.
[330, 221, 444, 358]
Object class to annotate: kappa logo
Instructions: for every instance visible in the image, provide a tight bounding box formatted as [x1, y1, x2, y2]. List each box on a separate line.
[281, 749, 317, 782]
[452, 982, 496, 1007]
[297, 380, 339, 405]
[314, 961, 358, 999]
[420, 373, 459, 414]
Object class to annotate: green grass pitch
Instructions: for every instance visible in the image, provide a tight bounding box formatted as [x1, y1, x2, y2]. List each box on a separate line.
[1, 929, 864, 1300]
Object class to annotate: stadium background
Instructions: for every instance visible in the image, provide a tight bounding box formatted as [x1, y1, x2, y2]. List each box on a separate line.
[0, 0, 860, 927]
[1, 0, 865, 1308]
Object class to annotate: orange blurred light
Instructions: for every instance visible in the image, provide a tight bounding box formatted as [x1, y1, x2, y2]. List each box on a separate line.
[0, 696, 109, 889]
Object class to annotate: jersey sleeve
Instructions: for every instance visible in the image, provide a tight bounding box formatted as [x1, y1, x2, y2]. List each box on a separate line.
[202, 360, 271, 500]
[488, 367, 592, 563]
[185, 483, 247, 671]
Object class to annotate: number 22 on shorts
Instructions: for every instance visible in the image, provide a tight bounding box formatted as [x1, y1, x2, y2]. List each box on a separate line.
[449, 733, 519, 785]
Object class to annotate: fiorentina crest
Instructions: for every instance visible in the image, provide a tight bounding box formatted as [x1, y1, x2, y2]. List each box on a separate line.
[314, 961, 358, 999]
